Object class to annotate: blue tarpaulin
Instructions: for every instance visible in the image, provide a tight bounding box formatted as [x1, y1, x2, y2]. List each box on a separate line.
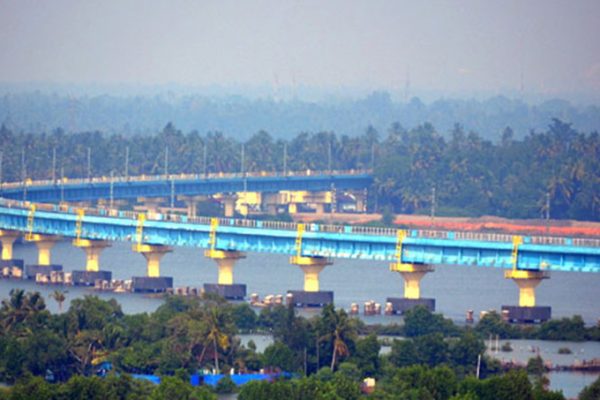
[124, 370, 292, 387]
[191, 373, 291, 387]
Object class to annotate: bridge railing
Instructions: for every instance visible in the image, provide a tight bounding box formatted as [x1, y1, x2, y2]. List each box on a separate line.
[1, 197, 599, 248]
[0, 169, 372, 189]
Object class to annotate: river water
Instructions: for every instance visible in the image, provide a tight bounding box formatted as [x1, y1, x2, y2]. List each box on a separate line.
[1, 240, 599, 396]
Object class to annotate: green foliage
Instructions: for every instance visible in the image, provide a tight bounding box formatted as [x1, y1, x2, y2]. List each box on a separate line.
[389, 339, 420, 368]
[414, 333, 449, 367]
[215, 375, 236, 394]
[66, 296, 123, 332]
[262, 342, 298, 372]
[0, 289, 592, 400]
[336, 362, 361, 381]
[579, 375, 600, 400]
[237, 374, 360, 400]
[458, 370, 533, 400]
[189, 386, 217, 400]
[537, 316, 586, 341]
[6, 375, 56, 400]
[526, 356, 546, 377]
[2, 116, 599, 220]
[403, 306, 457, 337]
[381, 365, 458, 400]
[449, 332, 485, 375]
[149, 376, 192, 400]
[231, 303, 257, 332]
[351, 334, 381, 376]
[238, 379, 294, 400]
[474, 311, 519, 339]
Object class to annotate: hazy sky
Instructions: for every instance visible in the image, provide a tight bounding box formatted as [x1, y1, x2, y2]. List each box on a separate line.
[1, 0, 599, 99]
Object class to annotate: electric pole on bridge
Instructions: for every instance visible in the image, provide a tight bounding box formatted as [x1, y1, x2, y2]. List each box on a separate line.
[124, 146, 130, 180]
[327, 141, 332, 172]
[164, 146, 169, 176]
[110, 170, 115, 209]
[170, 179, 175, 211]
[283, 142, 288, 176]
[0, 151, 3, 189]
[52, 147, 57, 184]
[203, 143, 208, 178]
[21, 148, 26, 182]
[545, 192, 550, 234]
[241, 143, 245, 175]
[60, 166, 65, 204]
[21, 148, 26, 200]
[430, 186, 436, 226]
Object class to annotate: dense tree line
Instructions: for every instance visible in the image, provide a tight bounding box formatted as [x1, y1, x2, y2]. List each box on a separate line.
[2, 290, 599, 399]
[2, 90, 600, 141]
[0, 118, 598, 221]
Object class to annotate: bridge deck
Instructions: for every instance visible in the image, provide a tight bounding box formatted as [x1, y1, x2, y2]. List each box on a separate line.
[0, 170, 372, 203]
[1, 198, 598, 273]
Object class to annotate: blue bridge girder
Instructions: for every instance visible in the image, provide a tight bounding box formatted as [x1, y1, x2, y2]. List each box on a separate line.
[0, 202, 599, 273]
[0, 171, 373, 203]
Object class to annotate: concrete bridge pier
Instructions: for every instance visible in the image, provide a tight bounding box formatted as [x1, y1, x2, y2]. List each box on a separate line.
[179, 195, 207, 218]
[132, 244, 173, 292]
[260, 193, 279, 215]
[71, 239, 112, 285]
[502, 269, 551, 323]
[203, 249, 247, 300]
[288, 256, 334, 307]
[24, 234, 63, 279]
[220, 195, 237, 217]
[0, 230, 24, 276]
[386, 263, 435, 314]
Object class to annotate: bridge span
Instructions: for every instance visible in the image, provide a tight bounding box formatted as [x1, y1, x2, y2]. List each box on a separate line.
[0, 170, 372, 217]
[0, 171, 599, 321]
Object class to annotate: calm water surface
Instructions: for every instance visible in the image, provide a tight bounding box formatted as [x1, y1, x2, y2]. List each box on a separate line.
[4, 240, 599, 322]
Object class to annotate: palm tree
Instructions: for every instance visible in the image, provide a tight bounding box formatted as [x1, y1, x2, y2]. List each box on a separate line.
[204, 306, 231, 372]
[329, 310, 352, 371]
[50, 290, 67, 313]
[1, 289, 47, 335]
[318, 305, 355, 371]
[1, 288, 27, 331]
[69, 330, 103, 375]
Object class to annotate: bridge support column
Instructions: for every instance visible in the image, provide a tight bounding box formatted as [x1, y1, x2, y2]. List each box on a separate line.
[0, 230, 20, 261]
[0, 230, 24, 276]
[386, 263, 435, 314]
[502, 270, 551, 323]
[288, 203, 299, 214]
[221, 195, 237, 217]
[203, 249, 247, 300]
[314, 203, 326, 214]
[261, 193, 279, 215]
[179, 195, 207, 218]
[131, 244, 173, 292]
[71, 239, 112, 285]
[24, 234, 63, 279]
[288, 256, 334, 307]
